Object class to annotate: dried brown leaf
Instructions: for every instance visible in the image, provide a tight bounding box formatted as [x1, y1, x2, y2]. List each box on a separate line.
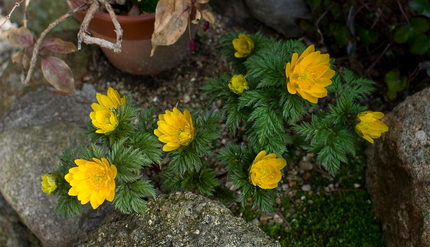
[41, 56, 75, 94]
[11, 49, 31, 70]
[11, 50, 23, 64]
[151, 0, 190, 56]
[201, 10, 215, 25]
[7, 27, 34, 48]
[42, 38, 77, 54]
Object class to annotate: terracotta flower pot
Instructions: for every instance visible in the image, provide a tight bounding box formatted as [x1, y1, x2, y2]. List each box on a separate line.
[67, 0, 192, 75]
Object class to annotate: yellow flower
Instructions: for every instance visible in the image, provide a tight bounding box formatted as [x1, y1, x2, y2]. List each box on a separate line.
[95, 87, 126, 110]
[286, 45, 336, 103]
[154, 107, 195, 152]
[249, 151, 287, 189]
[41, 174, 58, 194]
[65, 158, 117, 209]
[89, 87, 125, 134]
[89, 106, 119, 134]
[228, 74, 249, 94]
[232, 34, 254, 58]
[355, 111, 389, 143]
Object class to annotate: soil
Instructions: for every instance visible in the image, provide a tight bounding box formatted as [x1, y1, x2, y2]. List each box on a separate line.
[79, 3, 384, 229]
[83, 8, 283, 111]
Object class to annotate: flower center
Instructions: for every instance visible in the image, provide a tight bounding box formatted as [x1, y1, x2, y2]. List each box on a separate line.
[87, 168, 106, 190]
[178, 126, 192, 146]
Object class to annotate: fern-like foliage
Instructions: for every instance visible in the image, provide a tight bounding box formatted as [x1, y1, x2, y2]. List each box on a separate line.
[56, 195, 82, 217]
[114, 180, 155, 214]
[218, 144, 279, 212]
[166, 110, 224, 175]
[159, 166, 219, 195]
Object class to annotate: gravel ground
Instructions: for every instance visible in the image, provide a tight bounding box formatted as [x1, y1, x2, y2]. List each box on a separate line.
[0, 3, 373, 239]
[82, 9, 358, 233]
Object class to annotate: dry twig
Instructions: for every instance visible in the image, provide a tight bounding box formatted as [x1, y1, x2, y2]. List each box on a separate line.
[0, 0, 25, 28]
[78, 0, 123, 53]
[22, 4, 90, 84]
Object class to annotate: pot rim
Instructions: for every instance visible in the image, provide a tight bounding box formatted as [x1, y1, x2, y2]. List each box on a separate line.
[67, 0, 156, 40]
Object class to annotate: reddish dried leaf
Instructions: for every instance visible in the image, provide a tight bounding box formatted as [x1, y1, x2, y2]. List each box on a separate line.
[151, 0, 190, 56]
[42, 38, 77, 54]
[41, 56, 75, 94]
[7, 27, 34, 48]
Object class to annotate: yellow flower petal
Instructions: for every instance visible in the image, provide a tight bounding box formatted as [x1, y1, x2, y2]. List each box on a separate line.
[154, 107, 195, 152]
[285, 45, 335, 103]
[355, 111, 389, 143]
[228, 74, 249, 94]
[249, 151, 287, 190]
[65, 158, 117, 209]
[232, 34, 254, 58]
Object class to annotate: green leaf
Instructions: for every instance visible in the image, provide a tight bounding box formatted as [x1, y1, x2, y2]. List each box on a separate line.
[357, 26, 378, 45]
[393, 25, 411, 44]
[410, 16, 430, 34]
[409, 0, 430, 17]
[330, 23, 353, 47]
[410, 34, 430, 55]
[384, 70, 407, 100]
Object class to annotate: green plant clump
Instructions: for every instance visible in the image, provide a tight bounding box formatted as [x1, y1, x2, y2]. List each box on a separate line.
[42, 31, 388, 220]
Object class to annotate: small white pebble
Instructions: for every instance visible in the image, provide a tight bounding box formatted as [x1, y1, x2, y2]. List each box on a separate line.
[301, 184, 311, 191]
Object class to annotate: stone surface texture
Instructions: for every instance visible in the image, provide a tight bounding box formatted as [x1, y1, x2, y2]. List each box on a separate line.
[0, 84, 114, 247]
[0, 193, 41, 247]
[366, 87, 430, 247]
[0, 84, 96, 132]
[244, 0, 308, 38]
[79, 191, 281, 247]
[0, 121, 112, 247]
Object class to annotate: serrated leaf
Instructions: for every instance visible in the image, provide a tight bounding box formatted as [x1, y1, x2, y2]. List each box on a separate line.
[150, 0, 189, 56]
[42, 38, 77, 54]
[41, 56, 75, 94]
[410, 34, 430, 55]
[7, 27, 34, 48]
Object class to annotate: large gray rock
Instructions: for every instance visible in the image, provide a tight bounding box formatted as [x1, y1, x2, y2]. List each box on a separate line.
[0, 84, 114, 247]
[79, 191, 280, 247]
[0, 193, 41, 247]
[0, 84, 96, 132]
[366, 87, 430, 247]
[244, 0, 308, 37]
[0, 121, 113, 247]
